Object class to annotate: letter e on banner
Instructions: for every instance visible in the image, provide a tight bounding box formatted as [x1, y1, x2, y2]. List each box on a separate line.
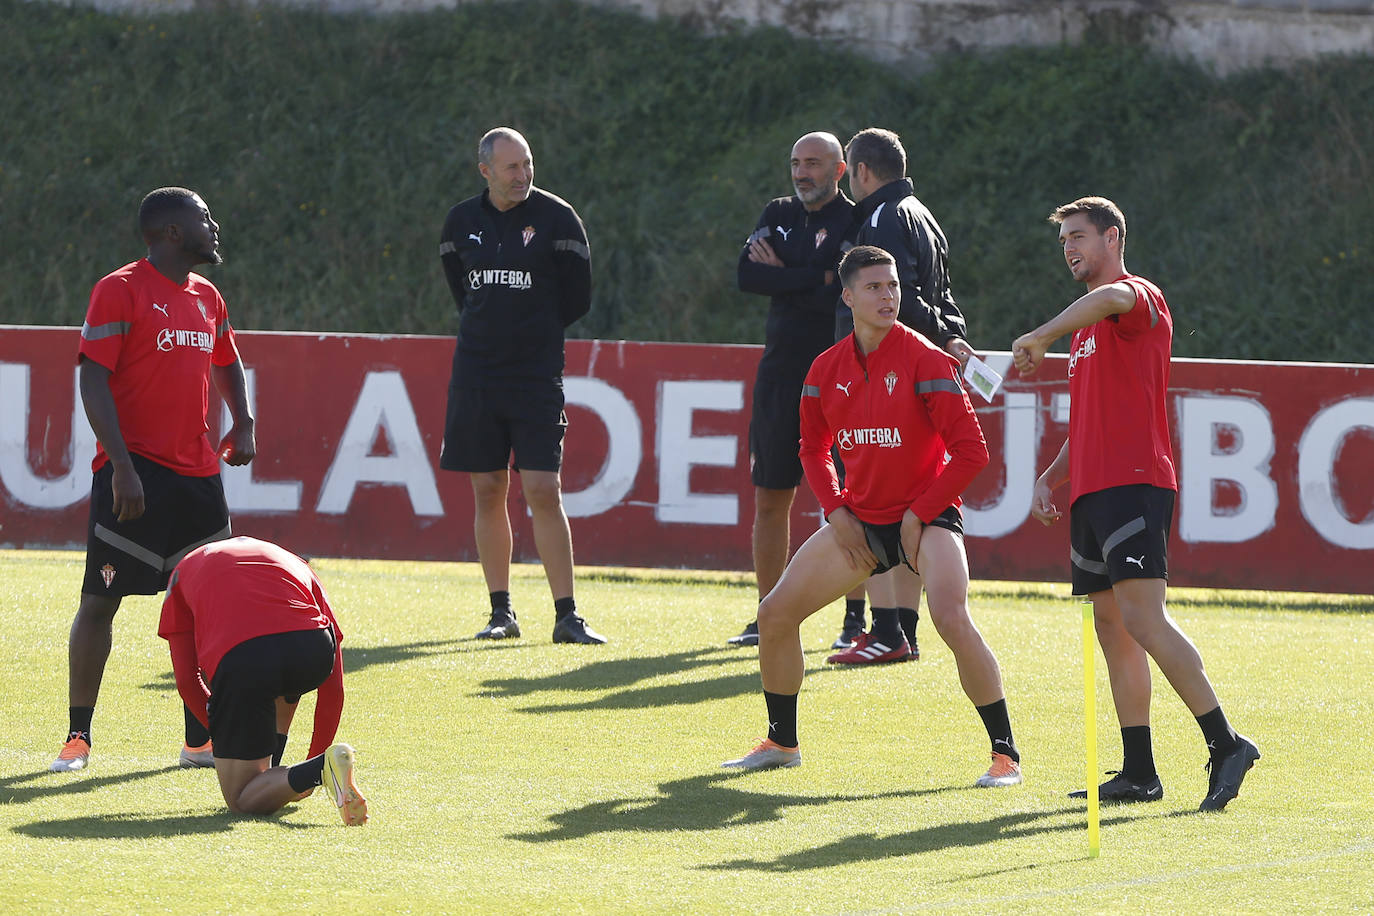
[656, 380, 742, 525]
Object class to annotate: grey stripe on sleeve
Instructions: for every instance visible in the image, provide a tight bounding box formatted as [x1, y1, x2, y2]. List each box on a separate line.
[916, 378, 963, 396]
[439, 241, 457, 255]
[802, 384, 820, 397]
[82, 320, 129, 341]
[554, 239, 590, 260]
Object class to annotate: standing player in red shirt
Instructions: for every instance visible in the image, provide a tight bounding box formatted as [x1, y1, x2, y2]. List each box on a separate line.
[159, 537, 366, 825]
[1013, 196, 1259, 811]
[722, 246, 1023, 788]
[51, 188, 257, 774]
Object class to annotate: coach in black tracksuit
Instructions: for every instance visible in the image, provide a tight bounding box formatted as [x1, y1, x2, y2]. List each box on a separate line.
[727, 132, 860, 650]
[838, 128, 972, 366]
[438, 126, 606, 647]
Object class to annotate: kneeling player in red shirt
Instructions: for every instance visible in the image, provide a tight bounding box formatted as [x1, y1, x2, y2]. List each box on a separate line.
[159, 537, 368, 825]
[722, 246, 1023, 787]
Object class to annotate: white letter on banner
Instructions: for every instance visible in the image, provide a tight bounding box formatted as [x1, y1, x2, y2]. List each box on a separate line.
[221, 367, 303, 512]
[562, 377, 641, 518]
[0, 364, 95, 509]
[1297, 397, 1374, 549]
[656, 380, 741, 525]
[316, 370, 443, 516]
[963, 390, 1039, 538]
[1178, 395, 1277, 543]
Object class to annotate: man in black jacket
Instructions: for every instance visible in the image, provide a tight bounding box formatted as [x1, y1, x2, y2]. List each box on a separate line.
[438, 127, 605, 646]
[726, 132, 868, 650]
[839, 128, 973, 367]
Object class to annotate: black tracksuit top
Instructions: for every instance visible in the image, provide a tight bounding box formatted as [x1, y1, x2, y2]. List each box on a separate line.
[439, 187, 591, 387]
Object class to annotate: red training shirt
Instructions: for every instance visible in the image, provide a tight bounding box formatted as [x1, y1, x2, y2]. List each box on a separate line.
[1066, 274, 1177, 503]
[159, 536, 345, 757]
[78, 258, 241, 476]
[800, 322, 989, 524]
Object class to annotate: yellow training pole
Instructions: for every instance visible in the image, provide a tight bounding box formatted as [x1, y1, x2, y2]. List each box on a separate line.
[1083, 603, 1101, 858]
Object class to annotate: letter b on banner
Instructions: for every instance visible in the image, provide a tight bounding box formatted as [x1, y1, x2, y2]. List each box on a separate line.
[1178, 396, 1278, 543]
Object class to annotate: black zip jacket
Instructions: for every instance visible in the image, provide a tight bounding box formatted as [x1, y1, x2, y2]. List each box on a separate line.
[439, 187, 591, 387]
[738, 192, 854, 378]
[837, 178, 967, 347]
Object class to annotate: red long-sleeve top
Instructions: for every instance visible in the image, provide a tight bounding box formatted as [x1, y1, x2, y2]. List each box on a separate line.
[800, 323, 989, 524]
[158, 537, 345, 758]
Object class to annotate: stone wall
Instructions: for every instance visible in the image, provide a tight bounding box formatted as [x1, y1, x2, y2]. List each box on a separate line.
[39, 0, 1374, 74]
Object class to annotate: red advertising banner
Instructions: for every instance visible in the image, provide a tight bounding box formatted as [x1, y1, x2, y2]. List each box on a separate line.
[1, 326, 1371, 593]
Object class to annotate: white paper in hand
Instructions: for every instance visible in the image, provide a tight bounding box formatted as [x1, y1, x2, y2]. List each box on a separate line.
[962, 355, 1003, 403]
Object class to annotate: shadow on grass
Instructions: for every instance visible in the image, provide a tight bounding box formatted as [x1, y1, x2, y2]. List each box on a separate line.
[479, 646, 777, 711]
[698, 807, 1150, 871]
[0, 766, 169, 806]
[140, 638, 481, 690]
[10, 807, 318, 840]
[510, 770, 955, 842]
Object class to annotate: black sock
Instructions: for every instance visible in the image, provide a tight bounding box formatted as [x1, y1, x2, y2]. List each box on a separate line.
[870, 607, 901, 643]
[272, 733, 289, 768]
[1196, 706, 1238, 759]
[490, 590, 512, 613]
[1120, 725, 1157, 781]
[286, 753, 327, 794]
[764, 690, 799, 748]
[554, 597, 576, 621]
[69, 706, 94, 743]
[897, 606, 919, 645]
[844, 598, 866, 625]
[184, 705, 211, 747]
[975, 699, 1019, 763]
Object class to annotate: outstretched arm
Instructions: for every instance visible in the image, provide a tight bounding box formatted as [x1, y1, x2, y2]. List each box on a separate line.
[1012, 282, 1136, 375]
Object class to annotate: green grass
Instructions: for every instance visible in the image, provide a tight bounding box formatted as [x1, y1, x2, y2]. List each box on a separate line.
[2, 549, 1372, 913]
[2, 0, 1372, 361]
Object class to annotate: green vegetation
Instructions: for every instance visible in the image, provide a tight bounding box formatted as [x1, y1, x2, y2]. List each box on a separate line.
[2, 550, 1371, 912]
[2, 0, 1371, 360]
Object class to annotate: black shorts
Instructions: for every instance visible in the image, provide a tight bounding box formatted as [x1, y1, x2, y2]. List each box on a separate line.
[861, 506, 963, 575]
[749, 370, 806, 490]
[440, 383, 566, 473]
[208, 627, 336, 761]
[1070, 484, 1174, 595]
[83, 453, 231, 597]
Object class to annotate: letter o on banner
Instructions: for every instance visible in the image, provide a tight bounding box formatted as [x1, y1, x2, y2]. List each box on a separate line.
[562, 377, 642, 518]
[1297, 397, 1374, 549]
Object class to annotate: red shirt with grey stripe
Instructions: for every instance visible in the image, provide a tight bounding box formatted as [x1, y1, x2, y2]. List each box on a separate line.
[1065, 274, 1177, 504]
[78, 258, 241, 476]
[800, 322, 989, 525]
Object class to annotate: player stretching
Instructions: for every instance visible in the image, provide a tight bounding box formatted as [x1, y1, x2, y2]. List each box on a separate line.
[722, 246, 1022, 788]
[1013, 196, 1259, 811]
[159, 537, 367, 824]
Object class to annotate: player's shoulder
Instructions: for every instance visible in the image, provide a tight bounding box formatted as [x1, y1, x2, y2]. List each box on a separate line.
[762, 195, 801, 216]
[185, 271, 223, 298]
[89, 259, 144, 304]
[529, 186, 580, 217]
[894, 322, 953, 361]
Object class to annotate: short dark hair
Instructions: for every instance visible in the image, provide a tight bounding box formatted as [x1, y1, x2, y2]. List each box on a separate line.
[838, 245, 896, 288]
[844, 128, 906, 182]
[1050, 196, 1127, 251]
[478, 127, 528, 165]
[138, 187, 197, 242]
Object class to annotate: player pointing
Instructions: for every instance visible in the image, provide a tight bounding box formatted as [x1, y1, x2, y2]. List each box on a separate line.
[1013, 196, 1259, 811]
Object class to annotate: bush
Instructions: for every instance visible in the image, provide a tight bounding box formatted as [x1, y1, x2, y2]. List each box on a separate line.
[1, 0, 1370, 360]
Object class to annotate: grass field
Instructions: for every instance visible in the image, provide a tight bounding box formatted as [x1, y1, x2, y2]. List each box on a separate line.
[1, 549, 1371, 913]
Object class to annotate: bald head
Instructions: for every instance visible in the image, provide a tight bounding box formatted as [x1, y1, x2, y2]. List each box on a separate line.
[791, 131, 845, 210]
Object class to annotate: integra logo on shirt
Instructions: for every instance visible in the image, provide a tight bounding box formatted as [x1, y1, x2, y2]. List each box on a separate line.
[835, 427, 904, 450]
[467, 268, 533, 291]
[156, 328, 214, 353]
[1067, 334, 1097, 377]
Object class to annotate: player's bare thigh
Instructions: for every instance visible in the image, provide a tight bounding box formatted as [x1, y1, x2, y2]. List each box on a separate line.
[758, 525, 870, 631]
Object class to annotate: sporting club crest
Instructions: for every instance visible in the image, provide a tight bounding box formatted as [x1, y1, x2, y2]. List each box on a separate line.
[196, 298, 209, 321]
[522, 226, 536, 247]
[884, 371, 898, 395]
[814, 228, 827, 249]
[100, 563, 116, 588]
